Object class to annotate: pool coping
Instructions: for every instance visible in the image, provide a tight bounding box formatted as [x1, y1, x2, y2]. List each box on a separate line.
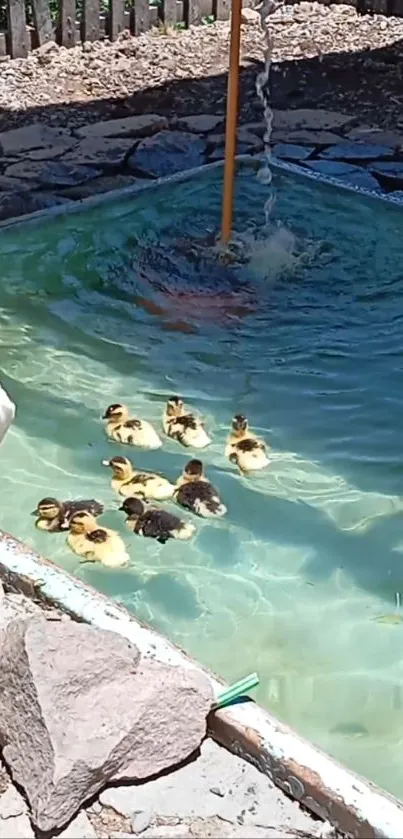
[0, 153, 402, 233]
[1, 528, 403, 839]
[1, 157, 403, 838]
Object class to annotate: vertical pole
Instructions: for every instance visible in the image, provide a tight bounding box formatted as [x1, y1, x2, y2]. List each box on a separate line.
[220, 0, 242, 244]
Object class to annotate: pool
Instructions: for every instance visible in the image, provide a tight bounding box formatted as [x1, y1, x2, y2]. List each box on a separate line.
[1, 161, 403, 799]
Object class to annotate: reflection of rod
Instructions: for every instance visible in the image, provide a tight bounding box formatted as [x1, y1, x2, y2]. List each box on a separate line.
[221, 0, 243, 244]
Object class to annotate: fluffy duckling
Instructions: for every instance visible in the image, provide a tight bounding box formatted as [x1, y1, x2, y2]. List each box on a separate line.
[102, 455, 175, 501]
[225, 414, 269, 474]
[119, 497, 196, 544]
[32, 497, 104, 532]
[162, 396, 211, 449]
[67, 511, 129, 568]
[174, 459, 227, 518]
[102, 403, 162, 450]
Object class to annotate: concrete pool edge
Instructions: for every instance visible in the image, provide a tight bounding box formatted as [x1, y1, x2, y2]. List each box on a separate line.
[0, 530, 403, 839]
[0, 154, 402, 233]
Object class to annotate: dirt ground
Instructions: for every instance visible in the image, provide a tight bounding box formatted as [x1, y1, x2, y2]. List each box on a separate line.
[0, 2, 402, 134]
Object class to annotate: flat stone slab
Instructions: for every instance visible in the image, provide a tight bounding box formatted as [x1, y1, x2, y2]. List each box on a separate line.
[173, 115, 224, 134]
[347, 126, 403, 149]
[77, 114, 168, 140]
[128, 130, 206, 178]
[0, 813, 34, 838]
[271, 129, 345, 146]
[272, 143, 314, 161]
[304, 159, 381, 191]
[273, 108, 354, 132]
[99, 738, 316, 833]
[320, 141, 394, 161]
[0, 123, 75, 156]
[207, 129, 262, 151]
[61, 137, 136, 169]
[59, 812, 97, 838]
[5, 160, 102, 187]
[369, 161, 403, 189]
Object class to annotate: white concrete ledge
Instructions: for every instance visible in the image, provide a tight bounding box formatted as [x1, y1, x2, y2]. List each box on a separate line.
[0, 529, 402, 839]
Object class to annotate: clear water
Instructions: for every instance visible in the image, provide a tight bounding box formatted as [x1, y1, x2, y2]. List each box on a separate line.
[1, 164, 403, 798]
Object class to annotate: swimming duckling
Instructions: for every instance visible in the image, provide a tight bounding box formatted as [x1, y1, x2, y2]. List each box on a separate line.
[174, 459, 227, 518]
[225, 414, 269, 474]
[102, 403, 162, 450]
[162, 396, 211, 449]
[32, 497, 104, 532]
[67, 511, 129, 568]
[119, 497, 196, 544]
[102, 455, 175, 501]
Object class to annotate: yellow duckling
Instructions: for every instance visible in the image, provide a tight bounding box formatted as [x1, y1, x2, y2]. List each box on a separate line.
[102, 455, 175, 501]
[67, 511, 129, 568]
[32, 497, 104, 532]
[102, 403, 162, 450]
[225, 414, 269, 474]
[174, 459, 227, 518]
[119, 497, 196, 544]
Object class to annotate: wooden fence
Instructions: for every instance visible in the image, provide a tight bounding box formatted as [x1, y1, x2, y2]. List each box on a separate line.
[0, 0, 231, 59]
[1, 0, 402, 61]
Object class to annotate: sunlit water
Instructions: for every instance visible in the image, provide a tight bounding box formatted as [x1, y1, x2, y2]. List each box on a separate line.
[1, 165, 403, 797]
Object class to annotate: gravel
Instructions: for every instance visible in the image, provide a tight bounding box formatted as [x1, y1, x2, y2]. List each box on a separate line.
[0, 3, 402, 133]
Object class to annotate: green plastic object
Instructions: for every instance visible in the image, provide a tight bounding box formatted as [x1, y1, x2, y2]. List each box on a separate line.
[213, 672, 259, 710]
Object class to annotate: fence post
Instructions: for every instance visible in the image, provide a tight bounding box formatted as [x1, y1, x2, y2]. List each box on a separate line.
[134, 0, 150, 33]
[109, 0, 125, 38]
[7, 0, 29, 57]
[31, 0, 54, 44]
[60, 0, 76, 46]
[82, 0, 100, 40]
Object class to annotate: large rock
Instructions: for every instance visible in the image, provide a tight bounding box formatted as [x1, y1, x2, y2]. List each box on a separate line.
[304, 159, 381, 192]
[5, 160, 101, 187]
[0, 190, 72, 222]
[61, 137, 137, 170]
[0, 618, 212, 833]
[319, 141, 394, 161]
[128, 130, 206, 178]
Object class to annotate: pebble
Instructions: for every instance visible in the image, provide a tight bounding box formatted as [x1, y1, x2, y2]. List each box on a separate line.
[131, 809, 153, 834]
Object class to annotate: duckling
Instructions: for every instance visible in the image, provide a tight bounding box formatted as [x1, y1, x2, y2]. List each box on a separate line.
[67, 511, 129, 568]
[225, 414, 269, 474]
[162, 396, 211, 449]
[102, 455, 175, 501]
[102, 403, 162, 450]
[119, 496, 196, 544]
[174, 459, 227, 518]
[32, 497, 104, 532]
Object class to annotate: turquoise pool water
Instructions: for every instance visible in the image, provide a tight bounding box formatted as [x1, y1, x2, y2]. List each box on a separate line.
[1, 164, 403, 797]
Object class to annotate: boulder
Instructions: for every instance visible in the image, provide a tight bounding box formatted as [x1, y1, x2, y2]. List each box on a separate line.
[77, 115, 168, 140]
[0, 618, 212, 833]
[128, 131, 206, 178]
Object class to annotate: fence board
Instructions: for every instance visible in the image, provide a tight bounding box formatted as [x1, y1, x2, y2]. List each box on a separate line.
[163, 0, 178, 25]
[187, 0, 203, 24]
[7, 0, 29, 57]
[31, 0, 54, 44]
[133, 0, 149, 34]
[60, 0, 76, 46]
[109, 0, 125, 38]
[82, 0, 100, 40]
[213, 0, 230, 17]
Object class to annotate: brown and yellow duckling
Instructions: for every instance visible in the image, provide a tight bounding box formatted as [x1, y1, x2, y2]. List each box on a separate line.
[174, 459, 227, 518]
[67, 511, 129, 568]
[102, 403, 162, 450]
[225, 414, 269, 474]
[162, 396, 211, 449]
[119, 497, 196, 544]
[102, 455, 175, 501]
[32, 497, 104, 532]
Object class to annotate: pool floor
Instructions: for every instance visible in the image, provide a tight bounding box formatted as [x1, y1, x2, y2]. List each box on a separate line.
[1, 165, 403, 797]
